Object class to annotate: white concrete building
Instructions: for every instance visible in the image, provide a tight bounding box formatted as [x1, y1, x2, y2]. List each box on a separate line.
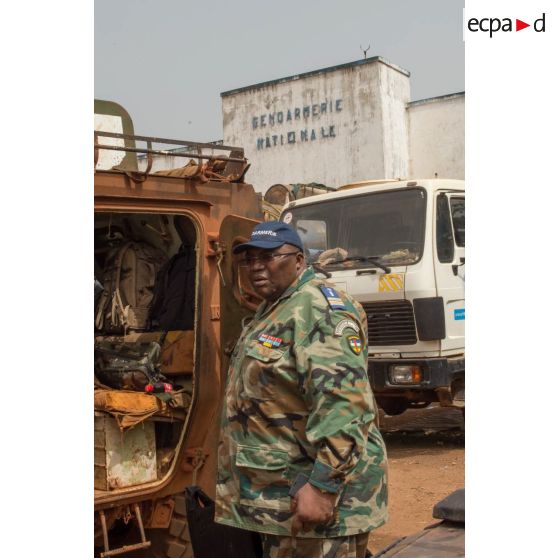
[407, 92, 465, 180]
[221, 57, 464, 193]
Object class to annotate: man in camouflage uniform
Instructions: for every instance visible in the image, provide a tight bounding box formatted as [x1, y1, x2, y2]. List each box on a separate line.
[215, 221, 388, 558]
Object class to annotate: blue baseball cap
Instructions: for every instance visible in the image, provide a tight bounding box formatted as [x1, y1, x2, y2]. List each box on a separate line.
[233, 221, 304, 254]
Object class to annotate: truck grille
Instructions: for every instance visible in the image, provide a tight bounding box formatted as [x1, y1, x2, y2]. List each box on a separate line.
[361, 300, 417, 346]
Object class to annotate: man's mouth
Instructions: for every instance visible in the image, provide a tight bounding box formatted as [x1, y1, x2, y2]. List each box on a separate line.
[251, 276, 269, 287]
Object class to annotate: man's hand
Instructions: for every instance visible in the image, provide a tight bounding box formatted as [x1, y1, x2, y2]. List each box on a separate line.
[290, 482, 337, 536]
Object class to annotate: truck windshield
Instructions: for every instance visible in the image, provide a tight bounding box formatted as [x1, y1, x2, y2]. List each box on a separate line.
[283, 187, 427, 268]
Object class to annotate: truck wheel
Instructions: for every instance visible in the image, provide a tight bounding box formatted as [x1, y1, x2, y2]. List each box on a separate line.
[124, 494, 193, 558]
[379, 398, 409, 416]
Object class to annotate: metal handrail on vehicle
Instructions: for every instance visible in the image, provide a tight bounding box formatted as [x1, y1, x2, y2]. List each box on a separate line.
[95, 131, 245, 161]
[94, 131, 248, 180]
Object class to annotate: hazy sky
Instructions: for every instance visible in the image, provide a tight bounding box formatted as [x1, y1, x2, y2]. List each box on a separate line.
[95, 0, 464, 142]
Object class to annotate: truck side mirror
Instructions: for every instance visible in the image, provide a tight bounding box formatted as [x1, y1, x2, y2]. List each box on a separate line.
[452, 249, 465, 276]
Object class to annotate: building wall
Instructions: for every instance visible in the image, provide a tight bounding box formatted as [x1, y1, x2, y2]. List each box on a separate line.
[407, 93, 465, 179]
[124, 60, 465, 190]
[221, 58, 411, 193]
[379, 63, 411, 180]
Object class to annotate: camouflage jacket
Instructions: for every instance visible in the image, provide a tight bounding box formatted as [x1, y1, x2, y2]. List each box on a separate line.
[215, 267, 388, 537]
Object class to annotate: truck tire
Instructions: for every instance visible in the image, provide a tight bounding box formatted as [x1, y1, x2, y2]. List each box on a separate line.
[123, 494, 194, 558]
[378, 398, 409, 416]
[147, 494, 194, 558]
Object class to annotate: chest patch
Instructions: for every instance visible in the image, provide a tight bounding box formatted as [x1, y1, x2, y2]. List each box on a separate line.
[347, 335, 362, 354]
[257, 333, 283, 348]
[319, 286, 346, 310]
[334, 319, 359, 337]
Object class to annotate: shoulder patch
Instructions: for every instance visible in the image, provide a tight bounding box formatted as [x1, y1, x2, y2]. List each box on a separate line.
[319, 286, 346, 310]
[334, 319, 360, 337]
[347, 335, 362, 354]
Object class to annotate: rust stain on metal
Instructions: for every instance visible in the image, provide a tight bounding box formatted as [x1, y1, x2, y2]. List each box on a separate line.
[94, 128, 262, 555]
[181, 447, 208, 472]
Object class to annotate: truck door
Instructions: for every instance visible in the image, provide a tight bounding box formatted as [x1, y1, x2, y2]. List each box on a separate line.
[433, 192, 465, 354]
[218, 215, 262, 377]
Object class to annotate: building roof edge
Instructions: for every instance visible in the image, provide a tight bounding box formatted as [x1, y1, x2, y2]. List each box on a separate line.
[220, 57, 410, 98]
[407, 91, 465, 107]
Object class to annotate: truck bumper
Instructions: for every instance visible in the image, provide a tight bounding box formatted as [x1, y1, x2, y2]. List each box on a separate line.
[368, 356, 465, 406]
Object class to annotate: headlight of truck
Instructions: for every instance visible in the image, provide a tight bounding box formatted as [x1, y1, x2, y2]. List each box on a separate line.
[389, 365, 422, 384]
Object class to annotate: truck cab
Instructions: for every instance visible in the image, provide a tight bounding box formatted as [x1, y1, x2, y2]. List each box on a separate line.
[280, 179, 465, 415]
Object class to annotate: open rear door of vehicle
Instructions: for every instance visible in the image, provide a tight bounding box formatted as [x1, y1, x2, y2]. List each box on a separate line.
[219, 214, 262, 378]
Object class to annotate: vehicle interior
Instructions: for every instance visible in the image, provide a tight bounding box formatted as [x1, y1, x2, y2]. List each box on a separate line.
[94, 211, 197, 496]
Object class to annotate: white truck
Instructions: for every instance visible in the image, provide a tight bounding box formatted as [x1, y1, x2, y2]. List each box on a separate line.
[280, 179, 465, 415]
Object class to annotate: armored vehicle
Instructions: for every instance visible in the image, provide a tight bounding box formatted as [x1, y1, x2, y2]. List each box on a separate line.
[94, 101, 262, 558]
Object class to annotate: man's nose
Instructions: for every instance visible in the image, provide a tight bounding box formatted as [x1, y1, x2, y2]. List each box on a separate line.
[249, 258, 266, 270]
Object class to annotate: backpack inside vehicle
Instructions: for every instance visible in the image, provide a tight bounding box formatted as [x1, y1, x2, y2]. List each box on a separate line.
[94, 213, 198, 497]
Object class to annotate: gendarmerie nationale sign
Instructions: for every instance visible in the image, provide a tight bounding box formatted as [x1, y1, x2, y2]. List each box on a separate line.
[252, 98, 343, 150]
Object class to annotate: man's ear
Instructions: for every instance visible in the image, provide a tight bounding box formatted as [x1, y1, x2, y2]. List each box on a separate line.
[295, 252, 305, 272]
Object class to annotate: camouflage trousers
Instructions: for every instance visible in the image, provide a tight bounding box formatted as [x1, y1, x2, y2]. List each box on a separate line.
[260, 532, 369, 558]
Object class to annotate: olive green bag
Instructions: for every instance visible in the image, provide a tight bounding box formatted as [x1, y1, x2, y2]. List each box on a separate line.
[95, 241, 168, 333]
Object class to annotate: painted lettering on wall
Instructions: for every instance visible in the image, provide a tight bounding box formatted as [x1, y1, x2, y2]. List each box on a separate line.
[253, 98, 343, 150]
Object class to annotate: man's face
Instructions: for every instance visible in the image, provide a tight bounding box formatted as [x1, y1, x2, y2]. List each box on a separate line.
[244, 244, 305, 302]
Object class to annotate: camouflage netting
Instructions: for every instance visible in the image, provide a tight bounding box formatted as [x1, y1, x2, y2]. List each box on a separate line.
[153, 158, 249, 183]
[110, 157, 250, 184]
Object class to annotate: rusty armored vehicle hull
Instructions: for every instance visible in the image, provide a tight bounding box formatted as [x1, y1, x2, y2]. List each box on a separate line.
[94, 102, 263, 558]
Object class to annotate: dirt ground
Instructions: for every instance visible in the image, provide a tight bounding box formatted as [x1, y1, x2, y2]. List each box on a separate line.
[367, 405, 465, 554]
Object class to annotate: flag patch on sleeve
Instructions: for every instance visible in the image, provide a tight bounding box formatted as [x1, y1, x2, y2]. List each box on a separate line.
[319, 286, 346, 310]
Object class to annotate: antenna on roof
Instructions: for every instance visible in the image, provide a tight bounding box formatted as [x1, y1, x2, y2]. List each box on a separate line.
[360, 44, 371, 59]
